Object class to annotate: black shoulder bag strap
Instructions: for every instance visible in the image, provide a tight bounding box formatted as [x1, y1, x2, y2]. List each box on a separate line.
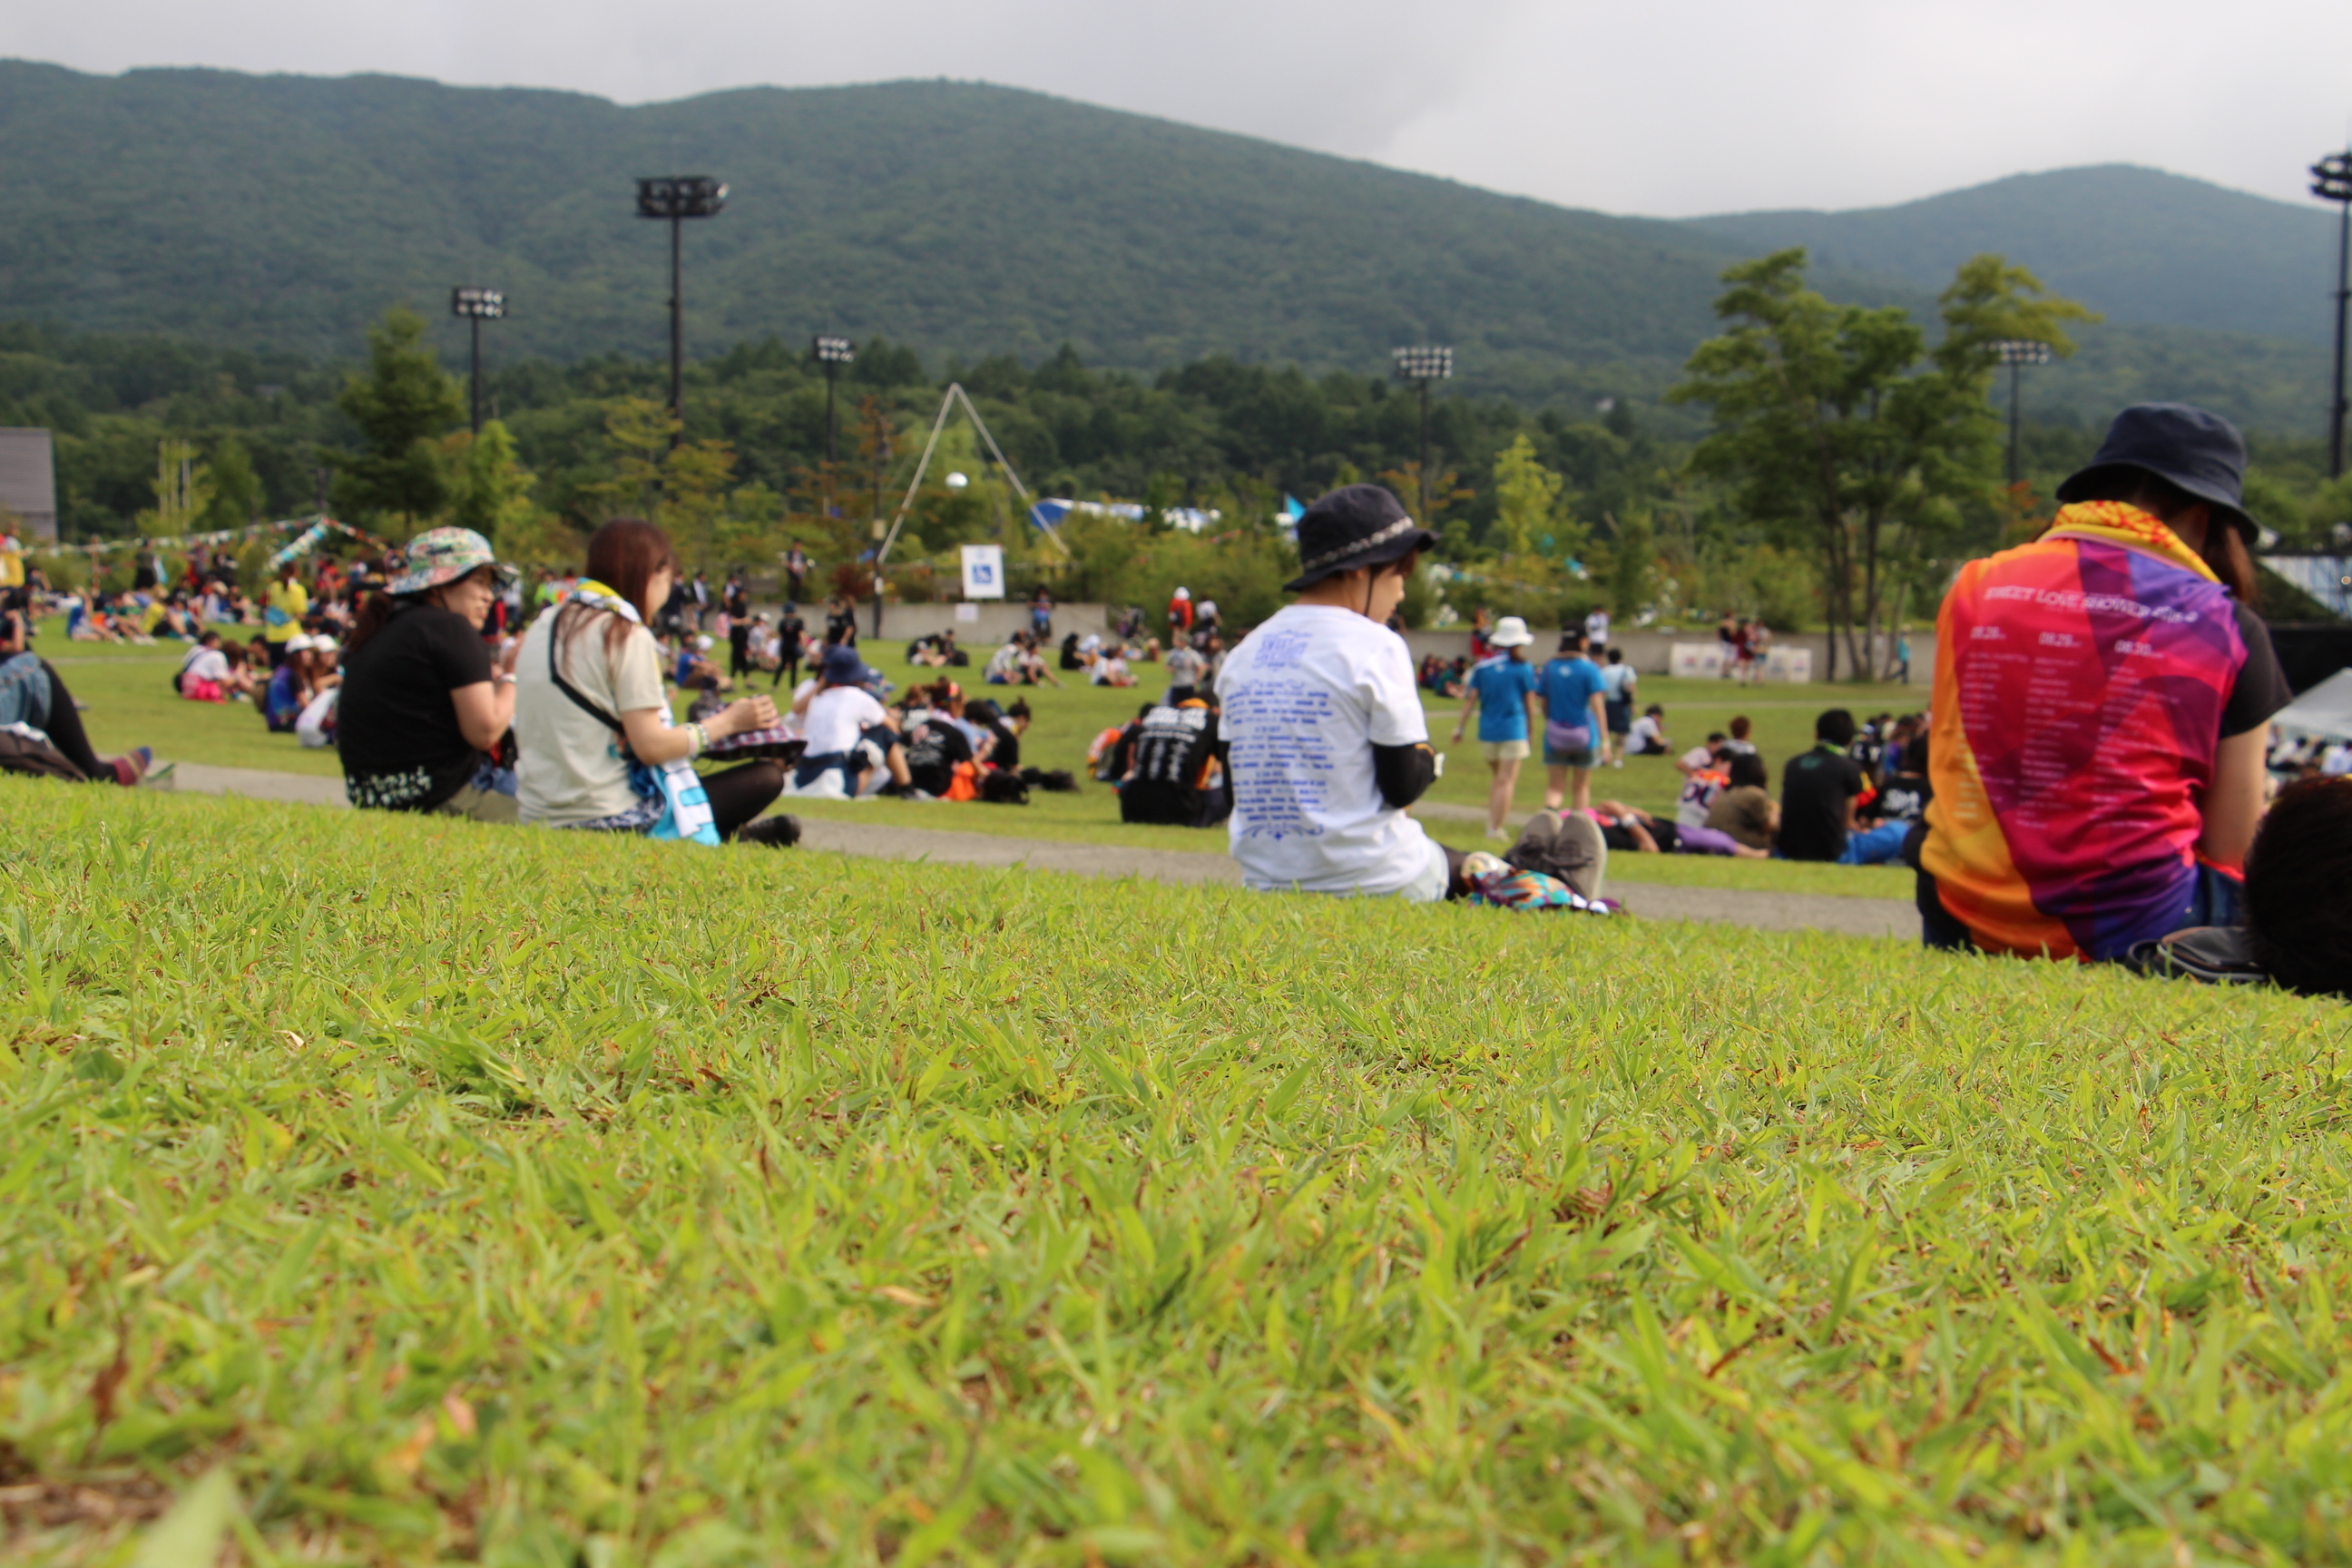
[545, 603, 627, 737]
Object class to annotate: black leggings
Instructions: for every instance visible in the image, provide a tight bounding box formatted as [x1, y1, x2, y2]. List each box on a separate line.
[701, 760, 786, 840]
[36, 661, 111, 780]
[773, 653, 801, 691]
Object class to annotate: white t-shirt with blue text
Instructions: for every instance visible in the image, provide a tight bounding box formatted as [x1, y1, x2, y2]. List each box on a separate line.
[1215, 604, 1436, 896]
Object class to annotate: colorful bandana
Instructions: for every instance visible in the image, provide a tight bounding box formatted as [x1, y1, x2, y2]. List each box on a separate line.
[1921, 502, 2245, 960]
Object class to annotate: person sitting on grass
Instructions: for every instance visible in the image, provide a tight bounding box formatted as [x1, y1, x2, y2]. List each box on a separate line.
[1625, 703, 1670, 756]
[1122, 694, 1230, 828]
[2125, 776, 2352, 995]
[338, 528, 525, 822]
[1779, 709, 1908, 865]
[0, 595, 153, 785]
[515, 518, 795, 846]
[1452, 614, 1539, 841]
[1091, 643, 1138, 687]
[1091, 701, 1154, 784]
[1535, 629, 1608, 816]
[1922, 404, 2289, 959]
[975, 698, 1027, 771]
[791, 643, 914, 799]
[262, 633, 319, 733]
[175, 631, 254, 702]
[1691, 750, 1777, 857]
[1218, 484, 1468, 901]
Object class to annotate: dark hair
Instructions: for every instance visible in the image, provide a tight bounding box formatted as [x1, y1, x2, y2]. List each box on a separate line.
[1816, 709, 1857, 747]
[2246, 778, 2352, 998]
[1558, 630, 1585, 653]
[1730, 716, 1751, 740]
[561, 517, 681, 662]
[2060, 468, 2258, 606]
[1607, 647, 1623, 662]
[1728, 752, 1769, 790]
[1644, 704, 1663, 717]
[965, 698, 1002, 725]
[1006, 699, 1032, 721]
[1706, 731, 1726, 743]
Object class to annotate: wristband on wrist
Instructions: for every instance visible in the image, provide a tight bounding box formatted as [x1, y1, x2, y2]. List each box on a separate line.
[686, 720, 709, 757]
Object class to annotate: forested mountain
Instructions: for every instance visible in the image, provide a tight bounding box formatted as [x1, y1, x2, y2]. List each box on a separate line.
[1685, 165, 2343, 347]
[0, 60, 2336, 436]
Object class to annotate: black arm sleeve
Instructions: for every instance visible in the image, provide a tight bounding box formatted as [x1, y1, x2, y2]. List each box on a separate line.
[1372, 740, 1438, 809]
[2221, 604, 2292, 738]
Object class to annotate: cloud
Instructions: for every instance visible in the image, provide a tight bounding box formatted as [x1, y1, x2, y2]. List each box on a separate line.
[5, 0, 2347, 215]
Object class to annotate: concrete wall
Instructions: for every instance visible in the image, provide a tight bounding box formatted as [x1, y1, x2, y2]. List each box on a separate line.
[1400, 626, 1935, 685]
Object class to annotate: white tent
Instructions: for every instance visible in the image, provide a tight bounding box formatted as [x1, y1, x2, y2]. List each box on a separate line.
[2270, 668, 2352, 741]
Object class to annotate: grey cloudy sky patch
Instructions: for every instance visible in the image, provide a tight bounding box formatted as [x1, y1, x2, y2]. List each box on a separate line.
[5, 0, 2347, 215]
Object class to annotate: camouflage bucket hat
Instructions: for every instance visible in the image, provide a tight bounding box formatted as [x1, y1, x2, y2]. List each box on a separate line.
[385, 527, 517, 596]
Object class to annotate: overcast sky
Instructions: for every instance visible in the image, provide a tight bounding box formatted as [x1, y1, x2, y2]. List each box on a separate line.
[7, 0, 2348, 216]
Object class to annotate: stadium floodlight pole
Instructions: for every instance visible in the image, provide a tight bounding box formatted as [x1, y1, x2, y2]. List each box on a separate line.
[449, 287, 505, 436]
[813, 336, 856, 466]
[2314, 151, 2352, 478]
[634, 175, 729, 450]
[1391, 345, 1454, 522]
[1990, 339, 2053, 487]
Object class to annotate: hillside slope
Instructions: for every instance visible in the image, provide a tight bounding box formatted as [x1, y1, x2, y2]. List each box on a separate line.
[0, 61, 1736, 402]
[1685, 165, 2342, 346]
[0, 62, 2333, 435]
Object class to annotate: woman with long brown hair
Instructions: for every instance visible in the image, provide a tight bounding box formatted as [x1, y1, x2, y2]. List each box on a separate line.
[513, 518, 794, 846]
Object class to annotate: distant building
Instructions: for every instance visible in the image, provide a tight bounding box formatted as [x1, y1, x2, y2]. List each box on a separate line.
[0, 428, 57, 543]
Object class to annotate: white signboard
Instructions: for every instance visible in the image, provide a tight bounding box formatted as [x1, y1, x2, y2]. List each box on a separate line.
[1763, 646, 1813, 683]
[1669, 642, 1726, 679]
[959, 544, 1005, 600]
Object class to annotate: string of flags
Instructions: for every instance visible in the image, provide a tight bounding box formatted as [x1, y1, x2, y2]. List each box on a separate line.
[58, 515, 389, 568]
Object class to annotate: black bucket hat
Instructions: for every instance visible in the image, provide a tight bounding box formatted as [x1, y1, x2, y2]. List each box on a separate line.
[1284, 484, 1438, 592]
[2055, 403, 2259, 542]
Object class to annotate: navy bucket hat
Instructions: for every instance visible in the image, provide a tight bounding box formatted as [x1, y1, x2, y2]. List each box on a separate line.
[1285, 485, 1438, 592]
[2056, 403, 2259, 542]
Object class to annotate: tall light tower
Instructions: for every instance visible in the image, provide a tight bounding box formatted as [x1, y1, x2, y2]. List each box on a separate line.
[1990, 339, 2052, 488]
[2313, 151, 2352, 479]
[449, 287, 505, 436]
[1390, 344, 1454, 522]
[813, 336, 856, 466]
[634, 175, 728, 449]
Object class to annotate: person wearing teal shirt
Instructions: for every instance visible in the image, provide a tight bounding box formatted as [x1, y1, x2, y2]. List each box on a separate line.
[1537, 631, 1610, 812]
[1452, 615, 1538, 840]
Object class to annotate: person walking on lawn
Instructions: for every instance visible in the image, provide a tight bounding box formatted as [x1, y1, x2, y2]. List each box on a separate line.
[1535, 630, 1608, 814]
[1454, 616, 1539, 839]
[1216, 484, 1465, 900]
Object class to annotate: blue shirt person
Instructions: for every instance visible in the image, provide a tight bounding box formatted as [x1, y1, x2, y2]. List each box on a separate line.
[1449, 616, 1540, 840]
[1536, 632, 1610, 811]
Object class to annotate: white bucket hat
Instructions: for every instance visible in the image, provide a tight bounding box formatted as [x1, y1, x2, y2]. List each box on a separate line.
[1489, 615, 1534, 649]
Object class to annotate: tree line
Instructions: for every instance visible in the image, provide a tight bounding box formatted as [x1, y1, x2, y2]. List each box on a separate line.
[7, 250, 2347, 669]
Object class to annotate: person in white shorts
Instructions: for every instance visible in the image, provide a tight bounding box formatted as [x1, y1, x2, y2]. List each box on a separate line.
[1216, 485, 1461, 901]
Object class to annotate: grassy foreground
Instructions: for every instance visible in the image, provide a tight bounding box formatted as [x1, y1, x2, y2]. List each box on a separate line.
[4, 780, 2350, 1563]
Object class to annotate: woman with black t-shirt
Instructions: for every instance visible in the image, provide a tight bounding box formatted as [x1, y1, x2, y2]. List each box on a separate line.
[338, 528, 520, 821]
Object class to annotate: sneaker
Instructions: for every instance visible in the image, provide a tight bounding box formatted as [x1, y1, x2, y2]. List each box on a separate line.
[1485, 826, 1509, 842]
[735, 814, 801, 848]
[142, 760, 178, 791]
[1612, 758, 1624, 769]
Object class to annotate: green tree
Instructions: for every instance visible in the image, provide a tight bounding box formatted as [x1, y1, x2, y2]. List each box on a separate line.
[1670, 249, 2095, 678]
[448, 420, 541, 557]
[201, 435, 264, 532]
[136, 439, 211, 540]
[1604, 510, 1655, 625]
[330, 307, 463, 532]
[1490, 435, 1573, 559]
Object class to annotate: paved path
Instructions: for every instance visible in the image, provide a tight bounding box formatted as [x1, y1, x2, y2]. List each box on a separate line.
[158, 760, 1915, 939]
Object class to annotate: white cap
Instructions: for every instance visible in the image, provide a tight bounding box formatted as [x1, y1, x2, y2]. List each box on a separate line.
[1173, 586, 1191, 599]
[310, 635, 339, 654]
[1490, 616, 1534, 649]
[696, 635, 714, 651]
[284, 633, 316, 653]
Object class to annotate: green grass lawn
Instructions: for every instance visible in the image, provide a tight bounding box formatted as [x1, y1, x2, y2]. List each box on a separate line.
[4, 779, 2349, 1563]
[44, 617, 1921, 900]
